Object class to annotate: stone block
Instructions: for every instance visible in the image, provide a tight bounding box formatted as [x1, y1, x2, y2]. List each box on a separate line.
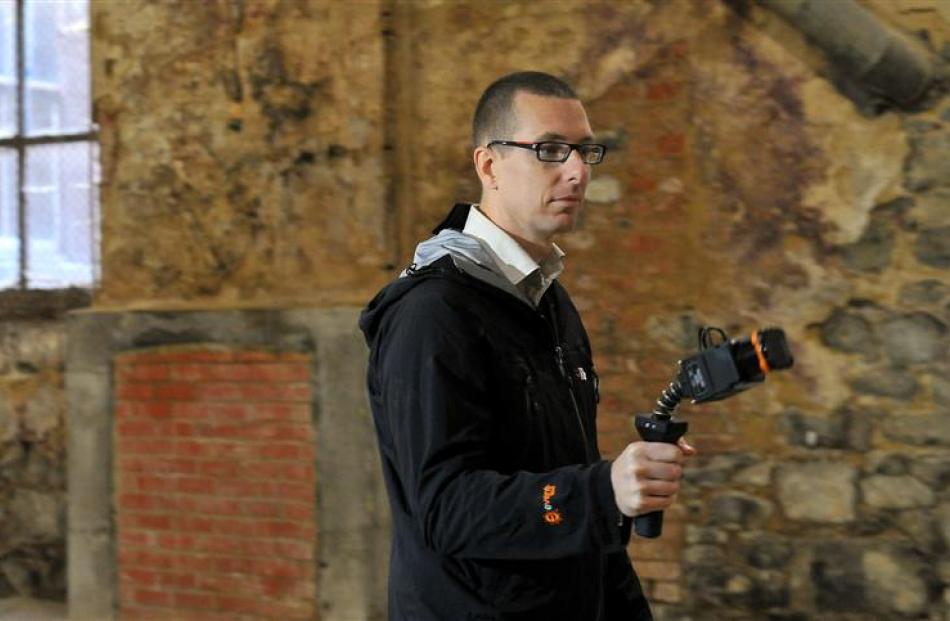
[881, 413, 950, 446]
[915, 226, 950, 269]
[818, 309, 876, 356]
[782, 407, 872, 450]
[10, 490, 64, 543]
[863, 547, 929, 616]
[851, 367, 919, 399]
[880, 312, 947, 365]
[811, 542, 865, 612]
[708, 492, 773, 530]
[737, 532, 794, 569]
[684, 453, 756, 487]
[776, 462, 857, 523]
[900, 278, 950, 306]
[839, 216, 894, 272]
[906, 131, 950, 192]
[938, 502, 950, 548]
[0, 394, 16, 444]
[22, 385, 63, 439]
[860, 474, 934, 509]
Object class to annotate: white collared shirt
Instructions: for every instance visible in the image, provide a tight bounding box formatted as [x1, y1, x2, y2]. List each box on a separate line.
[463, 205, 565, 307]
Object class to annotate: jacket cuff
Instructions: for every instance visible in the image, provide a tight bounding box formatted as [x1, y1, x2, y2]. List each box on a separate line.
[594, 460, 633, 550]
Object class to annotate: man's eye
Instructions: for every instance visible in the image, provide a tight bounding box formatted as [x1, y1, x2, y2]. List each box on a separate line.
[538, 143, 569, 159]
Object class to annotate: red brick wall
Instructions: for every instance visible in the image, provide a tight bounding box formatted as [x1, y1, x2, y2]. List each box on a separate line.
[113, 347, 316, 621]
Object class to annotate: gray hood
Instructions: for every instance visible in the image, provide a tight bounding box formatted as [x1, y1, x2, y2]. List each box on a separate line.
[405, 229, 533, 307]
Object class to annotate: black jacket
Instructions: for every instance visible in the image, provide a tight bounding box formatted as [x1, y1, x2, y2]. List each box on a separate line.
[359, 204, 651, 620]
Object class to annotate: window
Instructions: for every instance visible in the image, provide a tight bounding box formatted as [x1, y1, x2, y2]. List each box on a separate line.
[0, 0, 97, 291]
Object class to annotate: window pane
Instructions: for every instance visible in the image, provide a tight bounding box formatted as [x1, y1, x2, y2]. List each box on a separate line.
[0, 149, 20, 287]
[26, 142, 95, 288]
[25, 0, 90, 136]
[0, 0, 15, 138]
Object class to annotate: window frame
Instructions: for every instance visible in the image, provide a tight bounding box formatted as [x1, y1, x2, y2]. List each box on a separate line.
[0, 0, 97, 307]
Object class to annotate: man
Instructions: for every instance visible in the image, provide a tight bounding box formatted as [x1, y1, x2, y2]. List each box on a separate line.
[359, 71, 696, 620]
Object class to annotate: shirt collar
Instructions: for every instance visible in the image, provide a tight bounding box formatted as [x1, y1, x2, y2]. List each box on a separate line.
[462, 205, 564, 287]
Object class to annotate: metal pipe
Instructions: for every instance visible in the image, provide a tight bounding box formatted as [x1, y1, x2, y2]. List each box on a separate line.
[757, 0, 934, 105]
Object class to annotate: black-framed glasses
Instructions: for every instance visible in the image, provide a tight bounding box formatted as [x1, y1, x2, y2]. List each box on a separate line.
[487, 140, 607, 165]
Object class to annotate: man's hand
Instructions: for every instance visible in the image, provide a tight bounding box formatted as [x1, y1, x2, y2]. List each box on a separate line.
[610, 437, 697, 518]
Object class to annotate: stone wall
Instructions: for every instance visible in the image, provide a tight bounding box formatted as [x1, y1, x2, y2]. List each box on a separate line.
[6, 0, 948, 619]
[0, 320, 67, 601]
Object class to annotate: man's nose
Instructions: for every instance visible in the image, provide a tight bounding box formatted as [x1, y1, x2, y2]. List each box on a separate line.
[563, 148, 590, 184]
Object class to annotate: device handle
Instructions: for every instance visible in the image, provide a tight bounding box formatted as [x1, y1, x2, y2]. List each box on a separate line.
[633, 414, 688, 538]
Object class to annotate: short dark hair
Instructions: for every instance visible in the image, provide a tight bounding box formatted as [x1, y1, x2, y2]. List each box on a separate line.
[472, 71, 578, 148]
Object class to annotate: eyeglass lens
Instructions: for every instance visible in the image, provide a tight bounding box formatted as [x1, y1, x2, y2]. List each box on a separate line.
[536, 142, 604, 164]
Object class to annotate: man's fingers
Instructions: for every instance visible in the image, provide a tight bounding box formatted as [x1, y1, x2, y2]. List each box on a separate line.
[642, 442, 686, 463]
[678, 436, 698, 456]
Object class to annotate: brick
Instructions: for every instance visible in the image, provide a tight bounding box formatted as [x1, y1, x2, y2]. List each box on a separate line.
[173, 591, 216, 610]
[258, 520, 312, 540]
[121, 568, 157, 587]
[656, 133, 686, 155]
[253, 558, 313, 580]
[256, 443, 313, 461]
[158, 571, 197, 590]
[117, 383, 156, 401]
[630, 538, 681, 561]
[198, 460, 240, 478]
[636, 560, 682, 581]
[214, 479, 276, 498]
[245, 403, 311, 423]
[118, 493, 162, 511]
[247, 461, 315, 482]
[155, 533, 197, 550]
[121, 474, 177, 494]
[192, 497, 242, 517]
[274, 482, 315, 503]
[271, 540, 315, 561]
[646, 81, 680, 100]
[168, 363, 310, 382]
[178, 515, 215, 533]
[651, 580, 683, 603]
[117, 420, 158, 437]
[118, 439, 175, 455]
[121, 512, 174, 531]
[155, 382, 199, 401]
[211, 517, 258, 537]
[134, 588, 172, 607]
[241, 500, 284, 518]
[123, 401, 175, 419]
[177, 477, 216, 495]
[216, 594, 260, 614]
[630, 174, 659, 193]
[282, 502, 315, 521]
[119, 529, 153, 548]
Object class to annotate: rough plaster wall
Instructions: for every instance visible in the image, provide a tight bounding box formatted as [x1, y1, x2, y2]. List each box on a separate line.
[93, 0, 389, 308]
[51, 0, 950, 618]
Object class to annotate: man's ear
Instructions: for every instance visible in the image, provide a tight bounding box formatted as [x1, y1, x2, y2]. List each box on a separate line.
[473, 146, 498, 190]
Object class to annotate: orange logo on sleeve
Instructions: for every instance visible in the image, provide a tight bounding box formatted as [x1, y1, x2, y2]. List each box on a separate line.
[542, 484, 561, 525]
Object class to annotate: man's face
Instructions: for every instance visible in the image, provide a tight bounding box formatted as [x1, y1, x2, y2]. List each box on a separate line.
[491, 92, 594, 246]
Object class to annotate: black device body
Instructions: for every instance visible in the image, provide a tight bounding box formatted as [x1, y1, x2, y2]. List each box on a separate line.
[633, 327, 793, 539]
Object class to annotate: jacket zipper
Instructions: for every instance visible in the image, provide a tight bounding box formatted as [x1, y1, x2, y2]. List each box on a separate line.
[546, 299, 594, 464]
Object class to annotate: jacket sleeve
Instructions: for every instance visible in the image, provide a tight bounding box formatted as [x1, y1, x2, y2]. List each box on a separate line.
[372, 288, 629, 561]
